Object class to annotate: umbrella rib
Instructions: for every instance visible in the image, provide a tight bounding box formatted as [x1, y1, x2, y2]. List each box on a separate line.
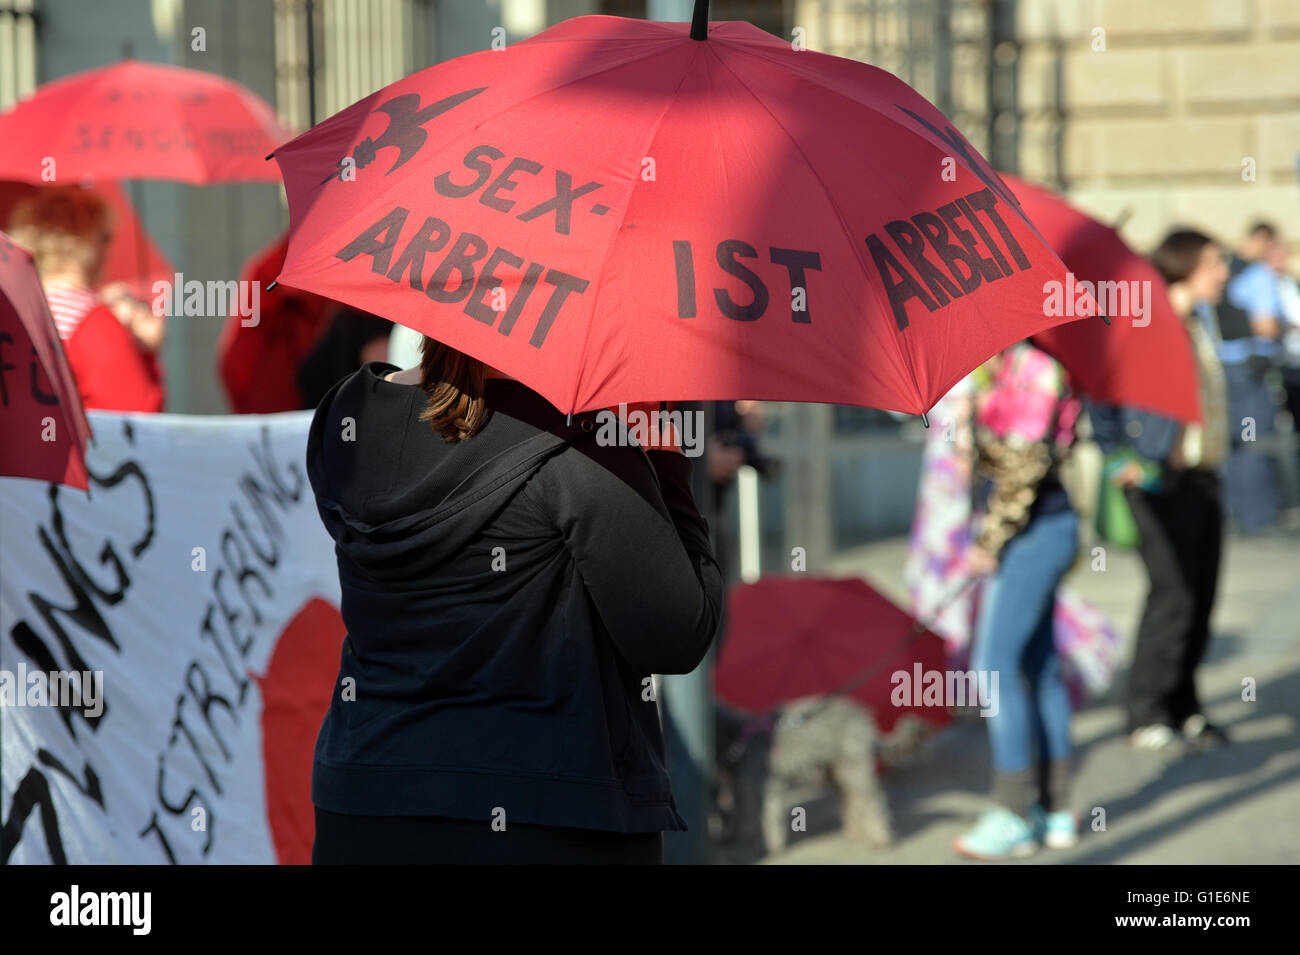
[563, 42, 706, 415]
[705, 48, 925, 411]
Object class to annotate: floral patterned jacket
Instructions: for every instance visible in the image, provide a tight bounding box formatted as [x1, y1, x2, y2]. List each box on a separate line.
[971, 343, 1080, 556]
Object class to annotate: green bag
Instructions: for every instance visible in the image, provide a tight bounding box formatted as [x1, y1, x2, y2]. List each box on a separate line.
[1095, 450, 1160, 549]
[1096, 473, 1139, 549]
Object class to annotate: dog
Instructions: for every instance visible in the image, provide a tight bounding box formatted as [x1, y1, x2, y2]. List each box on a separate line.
[714, 696, 930, 858]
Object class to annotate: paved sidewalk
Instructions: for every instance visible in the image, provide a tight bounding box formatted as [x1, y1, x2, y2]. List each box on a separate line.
[756, 532, 1300, 864]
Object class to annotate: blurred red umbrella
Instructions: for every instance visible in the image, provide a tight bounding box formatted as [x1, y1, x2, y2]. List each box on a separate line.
[1006, 174, 1201, 423]
[0, 232, 91, 490]
[216, 232, 335, 413]
[0, 60, 289, 185]
[714, 576, 952, 732]
[0, 180, 175, 300]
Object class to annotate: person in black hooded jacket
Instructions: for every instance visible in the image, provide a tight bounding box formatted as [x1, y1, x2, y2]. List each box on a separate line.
[305, 336, 723, 864]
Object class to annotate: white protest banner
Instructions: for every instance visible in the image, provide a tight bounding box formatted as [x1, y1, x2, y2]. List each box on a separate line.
[2, 410, 343, 864]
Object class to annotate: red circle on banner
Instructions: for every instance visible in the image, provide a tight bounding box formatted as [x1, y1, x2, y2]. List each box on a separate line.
[253, 597, 346, 865]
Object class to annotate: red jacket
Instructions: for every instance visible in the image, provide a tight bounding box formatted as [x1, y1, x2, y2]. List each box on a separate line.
[64, 305, 165, 413]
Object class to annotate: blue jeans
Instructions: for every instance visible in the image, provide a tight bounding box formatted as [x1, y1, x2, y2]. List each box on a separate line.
[1222, 361, 1279, 530]
[973, 508, 1078, 773]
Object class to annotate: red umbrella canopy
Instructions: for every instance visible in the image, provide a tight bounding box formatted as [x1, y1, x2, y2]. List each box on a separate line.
[0, 231, 92, 490]
[217, 231, 335, 414]
[0, 60, 290, 185]
[0, 180, 176, 299]
[272, 16, 1090, 416]
[714, 576, 951, 732]
[1006, 174, 1202, 424]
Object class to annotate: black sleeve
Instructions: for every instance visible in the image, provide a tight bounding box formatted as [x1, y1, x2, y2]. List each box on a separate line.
[527, 441, 723, 675]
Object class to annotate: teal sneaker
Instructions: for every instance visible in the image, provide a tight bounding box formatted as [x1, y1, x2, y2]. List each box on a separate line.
[954, 808, 1038, 860]
[1031, 805, 1079, 849]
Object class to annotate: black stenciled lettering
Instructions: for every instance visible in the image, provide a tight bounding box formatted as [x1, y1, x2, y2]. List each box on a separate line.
[956, 195, 1011, 277]
[673, 241, 696, 318]
[433, 144, 504, 199]
[155, 749, 214, 855]
[1, 767, 67, 864]
[769, 247, 822, 324]
[480, 157, 543, 213]
[386, 216, 453, 291]
[426, 232, 489, 304]
[137, 813, 178, 864]
[220, 528, 270, 627]
[186, 660, 238, 759]
[247, 425, 305, 506]
[912, 211, 981, 294]
[47, 487, 131, 605]
[517, 170, 603, 236]
[29, 349, 60, 406]
[866, 233, 938, 332]
[168, 695, 225, 792]
[212, 567, 254, 657]
[465, 246, 525, 325]
[336, 206, 409, 275]
[939, 201, 1003, 283]
[530, 269, 589, 348]
[884, 219, 961, 304]
[199, 605, 250, 704]
[498, 262, 545, 336]
[714, 240, 768, 321]
[965, 188, 1031, 271]
[230, 497, 280, 570]
[36, 749, 103, 806]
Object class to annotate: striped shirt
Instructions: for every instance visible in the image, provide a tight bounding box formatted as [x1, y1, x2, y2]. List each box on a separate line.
[44, 283, 100, 341]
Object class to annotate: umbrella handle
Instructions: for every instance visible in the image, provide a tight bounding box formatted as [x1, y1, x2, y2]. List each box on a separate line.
[690, 0, 709, 41]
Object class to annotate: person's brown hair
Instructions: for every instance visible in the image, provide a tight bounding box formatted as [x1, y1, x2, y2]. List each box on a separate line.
[1150, 229, 1216, 286]
[7, 186, 113, 283]
[418, 336, 488, 441]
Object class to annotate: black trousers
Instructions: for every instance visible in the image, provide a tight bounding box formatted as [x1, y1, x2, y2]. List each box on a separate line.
[312, 808, 664, 865]
[1123, 469, 1223, 731]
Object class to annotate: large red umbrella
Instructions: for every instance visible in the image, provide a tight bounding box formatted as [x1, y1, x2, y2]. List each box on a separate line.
[0, 180, 176, 300]
[714, 577, 952, 733]
[0, 232, 91, 490]
[0, 60, 289, 185]
[271, 14, 1090, 416]
[216, 232, 335, 413]
[1006, 174, 1201, 423]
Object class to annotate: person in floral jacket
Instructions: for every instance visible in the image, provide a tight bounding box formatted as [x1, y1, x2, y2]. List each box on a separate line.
[954, 341, 1082, 860]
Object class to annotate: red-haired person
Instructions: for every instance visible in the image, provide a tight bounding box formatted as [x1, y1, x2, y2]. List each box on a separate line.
[8, 187, 164, 412]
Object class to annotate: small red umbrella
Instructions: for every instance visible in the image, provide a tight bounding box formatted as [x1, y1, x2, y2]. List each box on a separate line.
[216, 232, 335, 413]
[271, 13, 1091, 416]
[0, 231, 92, 490]
[0, 60, 289, 185]
[714, 576, 952, 732]
[1006, 174, 1201, 423]
[0, 180, 176, 300]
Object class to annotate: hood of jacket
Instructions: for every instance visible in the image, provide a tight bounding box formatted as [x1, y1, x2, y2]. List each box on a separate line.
[305, 362, 593, 583]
